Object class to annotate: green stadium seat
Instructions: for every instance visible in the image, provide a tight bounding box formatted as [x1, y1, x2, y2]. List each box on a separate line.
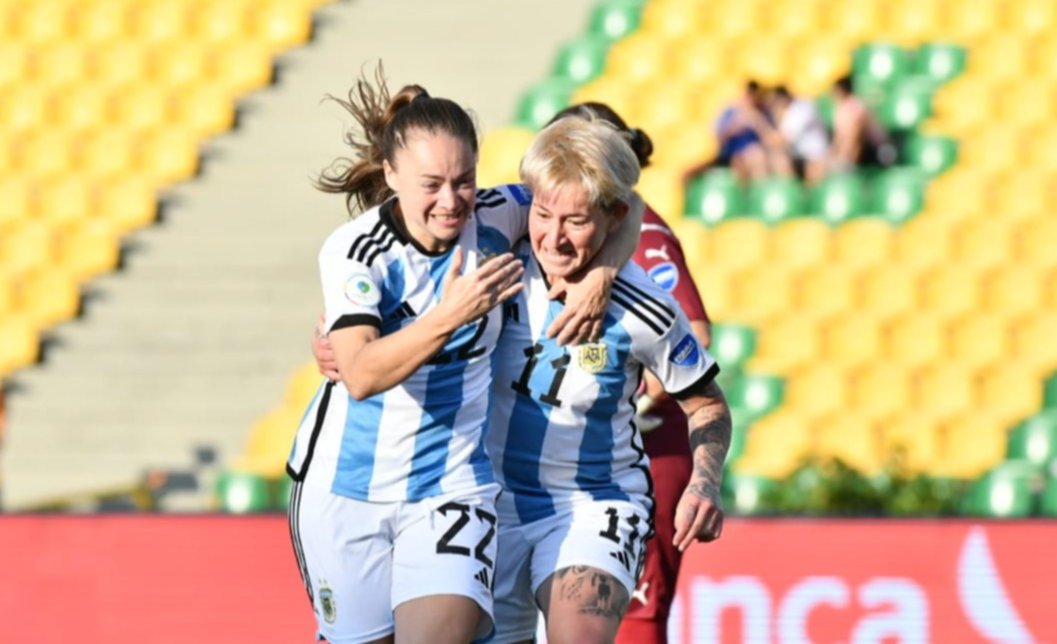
[963, 461, 1037, 518]
[914, 43, 967, 84]
[723, 473, 777, 515]
[588, 0, 644, 41]
[515, 78, 575, 130]
[552, 35, 610, 84]
[725, 410, 749, 464]
[277, 475, 293, 512]
[684, 170, 746, 225]
[215, 471, 272, 514]
[710, 323, 758, 373]
[746, 178, 806, 224]
[904, 134, 958, 176]
[726, 374, 784, 421]
[879, 77, 935, 131]
[853, 43, 913, 87]
[1006, 412, 1057, 469]
[815, 94, 835, 130]
[870, 167, 926, 224]
[1041, 478, 1057, 517]
[1044, 373, 1057, 409]
[809, 173, 867, 224]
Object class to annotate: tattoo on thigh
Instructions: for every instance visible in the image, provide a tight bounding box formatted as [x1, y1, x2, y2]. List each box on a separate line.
[555, 567, 629, 619]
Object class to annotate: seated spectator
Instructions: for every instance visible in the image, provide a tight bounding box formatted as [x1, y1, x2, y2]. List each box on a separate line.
[767, 85, 830, 184]
[714, 80, 783, 182]
[830, 75, 897, 172]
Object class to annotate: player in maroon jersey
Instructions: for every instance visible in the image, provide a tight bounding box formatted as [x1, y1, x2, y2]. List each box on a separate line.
[547, 103, 713, 644]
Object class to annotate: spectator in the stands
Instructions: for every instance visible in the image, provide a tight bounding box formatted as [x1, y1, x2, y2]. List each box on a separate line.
[830, 75, 896, 171]
[767, 85, 830, 184]
[714, 80, 784, 182]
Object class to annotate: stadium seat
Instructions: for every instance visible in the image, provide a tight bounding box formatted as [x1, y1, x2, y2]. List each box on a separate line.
[904, 134, 957, 176]
[852, 43, 913, 88]
[53, 84, 109, 132]
[250, 1, 313, 52]
[17, 129, 74, 178]
[285, 361, 324, 408]
[869, 168, 926, 224]
[90, 41, 150, 88]
[745, 178, 805, 224]
[587, 0, 643, 41]
[97, 174, 158, 233]
[684, 171, 746, 225]
[709, 324, 758, 374]
[970, 34, 1030, 79]
[21, 267, 81, 328]
[276, 474, 293, 512]
[71, 0, 130, 44]
[191, 0, 250, 44]
[851, 362, 911, 421]
[214, 470, 272, 514]
[687, 262, 735, 322]
[639, 0, 707, 39]
[729, 264, 794, 324]
[784, 363, 847, 418]
[635, 167, 683, 225]
[705, 0, 767, 40]
[767, 219, 831, 271]
[941, 413, 1009, 479]
[110, 81, 169, 132]
[978, 366, 1043, 429]
[790, 37, 853, 96]
[993, 172, 1055, 221]
[1011, 311, 1057, 375]
[982, 265, 1043, 320]
[884, 312, 948, 370]
[11, 0, 71, 44]
[0, 41, 29, 89]
[948, 314, 1009, 372]
[944, 0, 1000, 43]
[570, 77, 637, 122]
[831, 218, 894, 270]
[137, 127, 200, 184]
[79, 128, 135, 179]
[734, 409, 812, 479]
[962, 461, 1037, 518]
[824, 0, 886, 43]
[923, 167, 989, 218]
[952, 217, 1012, 271]
[892, 216, 951, 272]
[172, 82, 236, 137]
[603, 32, 669, 84]
[808, 173, 867, 224]
[0, 178, 31, 231]
[914, 43, 967, 83]
[514, 79, 575, 131]
[858, 265, 920, 321]
[725, 374, 784, 422]
[750, 315, 821, 375]
[478, 127, 534, 187]
[32, 41, 88, 88]
[671, 37, 730, 85]
[793, 265, 856, 320]
[57, 219, 121, 283]
[768, 0, 826, 41]
[129, 0, 188, 44]
[881, 412, 940, 474]
[723, 472, 778, 515]
[552, 35, 610, 84]
[213, 40, 275, 95]
[1006, 412, 1057, 469]
[631, 80, 701, 136]
[244, 405, 302, 468]
[0, 314, 40, 376]
[915, 363, 974, 418]
[815, 413, 883, 474]
[701, 218, 768, 271]
[2, 85, 50, 135]
[36, 175, 92, 228]
[1, 219, 54, 277]
[919, 264, 982, 319]
[1008, 0, 1056, 37]
[878, 77, 934, 132]
[928, 77, 995, 135]
[739, 39, 793, 86]
[1045, 374, 1057, 410]
[821, 312, 883, 370]
[995, 82, 1056, 130]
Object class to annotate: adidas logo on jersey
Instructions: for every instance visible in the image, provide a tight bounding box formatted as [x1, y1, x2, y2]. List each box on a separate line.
[474, 566, 491, 588]
[610, 549, 632, 573]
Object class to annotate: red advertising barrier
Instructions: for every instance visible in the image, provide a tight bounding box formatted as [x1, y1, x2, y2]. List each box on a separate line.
[1, 517, 1054, 642]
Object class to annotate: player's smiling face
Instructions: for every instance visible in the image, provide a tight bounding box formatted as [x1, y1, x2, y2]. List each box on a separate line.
[529, 184, 623, 281]
[385, 130, 476, 253]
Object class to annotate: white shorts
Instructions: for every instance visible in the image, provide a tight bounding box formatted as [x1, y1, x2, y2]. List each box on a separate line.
[492, 496, 651, 643]
[288, 478, 501, 643]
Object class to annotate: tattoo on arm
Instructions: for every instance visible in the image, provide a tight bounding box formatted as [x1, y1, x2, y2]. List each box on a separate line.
[687, 380, 732, 494]
[556, 566, 629, 619]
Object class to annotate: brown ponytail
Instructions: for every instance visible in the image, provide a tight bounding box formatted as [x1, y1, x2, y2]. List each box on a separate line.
[546, 101, 653, 168]
[317, 64, 479, 215]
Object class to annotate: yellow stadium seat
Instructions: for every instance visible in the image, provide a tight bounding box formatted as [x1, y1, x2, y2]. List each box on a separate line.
[704, 219, 769, 273]
[36, 175, 92, 228]
[649, 121, 718, 175]
[191, 0, 250, 43]
[243, 405, 303, 475]
[172, 82, 235, 137]
[571, 77, 637, 121]
[71, 0, 130, 44]
[1047, 267, 1057, 308]
[137, 127, 200, 184]
[914, 363, 974, 419]
[89, 41, 150, 88]
[892, 216, 952, 272]
[958, 125, 1026, 176]
[78, 128, 135, 178]
[739, 39, 793, 86]
[603, 33, 671, 84]
[0, 41, 30, 88]
[823, 0, 887, 43]
[671, 37, 731, 86]
[851, 362, 912, 422]
[768, 219, 831, 272]
[978, 365, 1044, 430]
[0, 313, 40, 376]
[1, 85, 50, 134]
[944, 0, 1001, 43]
[884, 311, 948, 370]
[996, 83, 1056, 131]
[639, 0, 708, 39]
[31, 41, 89, 89]
[129, 0, 189, 45]
[887, 0, 945, 45]
[729, 264, 795, 325]
[792, 266, 856, 320]
[630, 80, 701, 137]
[1009, 0, 1057, 38]
[1, 219, 54, 277]
[783, 362, 847, 418]
[478, 127, 534, 188]
[214, 40, 274, 95]
[150, 41, 209, 87]
[858, 265, 920, 321]
[937, 412, 1008, 479]
[1030, 37, 1057, 79]
[688, 262, 735, 322]
[0, 271, 13, 314]
[0, 177, 32, 231]
[832, 219, 894, 271]
[54, 84, 109, 132]
[636, 166, 684, 223]
[982, 265, 1044, 320]
[919, 264, 983, 320]
[820, 312, 883, 370]
[991, 170, 1054, 221]
[789, 37, 853, 96]
[251, 0, 314, 52]
[952, 217, 1012, 272]
[768, 0, 827, 41]
[969, 35, 1031, 80]
[749, 315, 823, 375]
[97, 174, 157, 233]
[948, 313, 1009, 372]
[881, 412, 940, 475]
[109, 81, 169, 132]
[21, 266, 80, 328]
[57, 218, 121, 283]
[923, 167, 990, 219]
[1014, 215, 1057, 272]
[693, 78, 744, 130]
[815, 413, 883, 474]
[669, 218, 708, 265]
[705, 0, 768, 40]
[929, 78, 996, 136]
[1023, 128, 1057, 172]
[735, 409, 813, 479]
[1011, 310, 1057, 375]
[11, 0, 70, 44]
[15, 129, 73, 178]
[286, 361, 324, 408]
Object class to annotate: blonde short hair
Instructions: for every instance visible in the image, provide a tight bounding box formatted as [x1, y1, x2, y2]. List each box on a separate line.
[519, 115, 640, 212]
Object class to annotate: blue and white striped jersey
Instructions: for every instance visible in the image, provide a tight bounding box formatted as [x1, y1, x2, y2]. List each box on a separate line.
[288, 184, 534, 502]
[486, 240, 719, 524]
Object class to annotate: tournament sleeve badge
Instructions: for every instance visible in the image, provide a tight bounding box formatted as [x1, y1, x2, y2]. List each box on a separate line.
[578, 341, 608, 373]
[344, 272, 382, 307]
[669, 333, 701, 366]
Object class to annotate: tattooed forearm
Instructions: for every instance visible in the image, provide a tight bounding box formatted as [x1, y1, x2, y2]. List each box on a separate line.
[687, 380, 732, 489]
[555, 566, 630, 619]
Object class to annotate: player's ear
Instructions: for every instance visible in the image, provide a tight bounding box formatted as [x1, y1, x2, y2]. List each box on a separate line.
[607, 200, 629, 233]
[383, 159, 398, 193]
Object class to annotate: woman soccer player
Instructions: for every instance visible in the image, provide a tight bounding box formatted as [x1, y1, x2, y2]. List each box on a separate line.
[289, 68, 639, 644]
[486, 114, 732, 644]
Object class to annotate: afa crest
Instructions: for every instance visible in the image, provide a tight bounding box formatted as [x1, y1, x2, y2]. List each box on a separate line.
[578, 342, 608, 373]
[319, 585, 337, 624]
